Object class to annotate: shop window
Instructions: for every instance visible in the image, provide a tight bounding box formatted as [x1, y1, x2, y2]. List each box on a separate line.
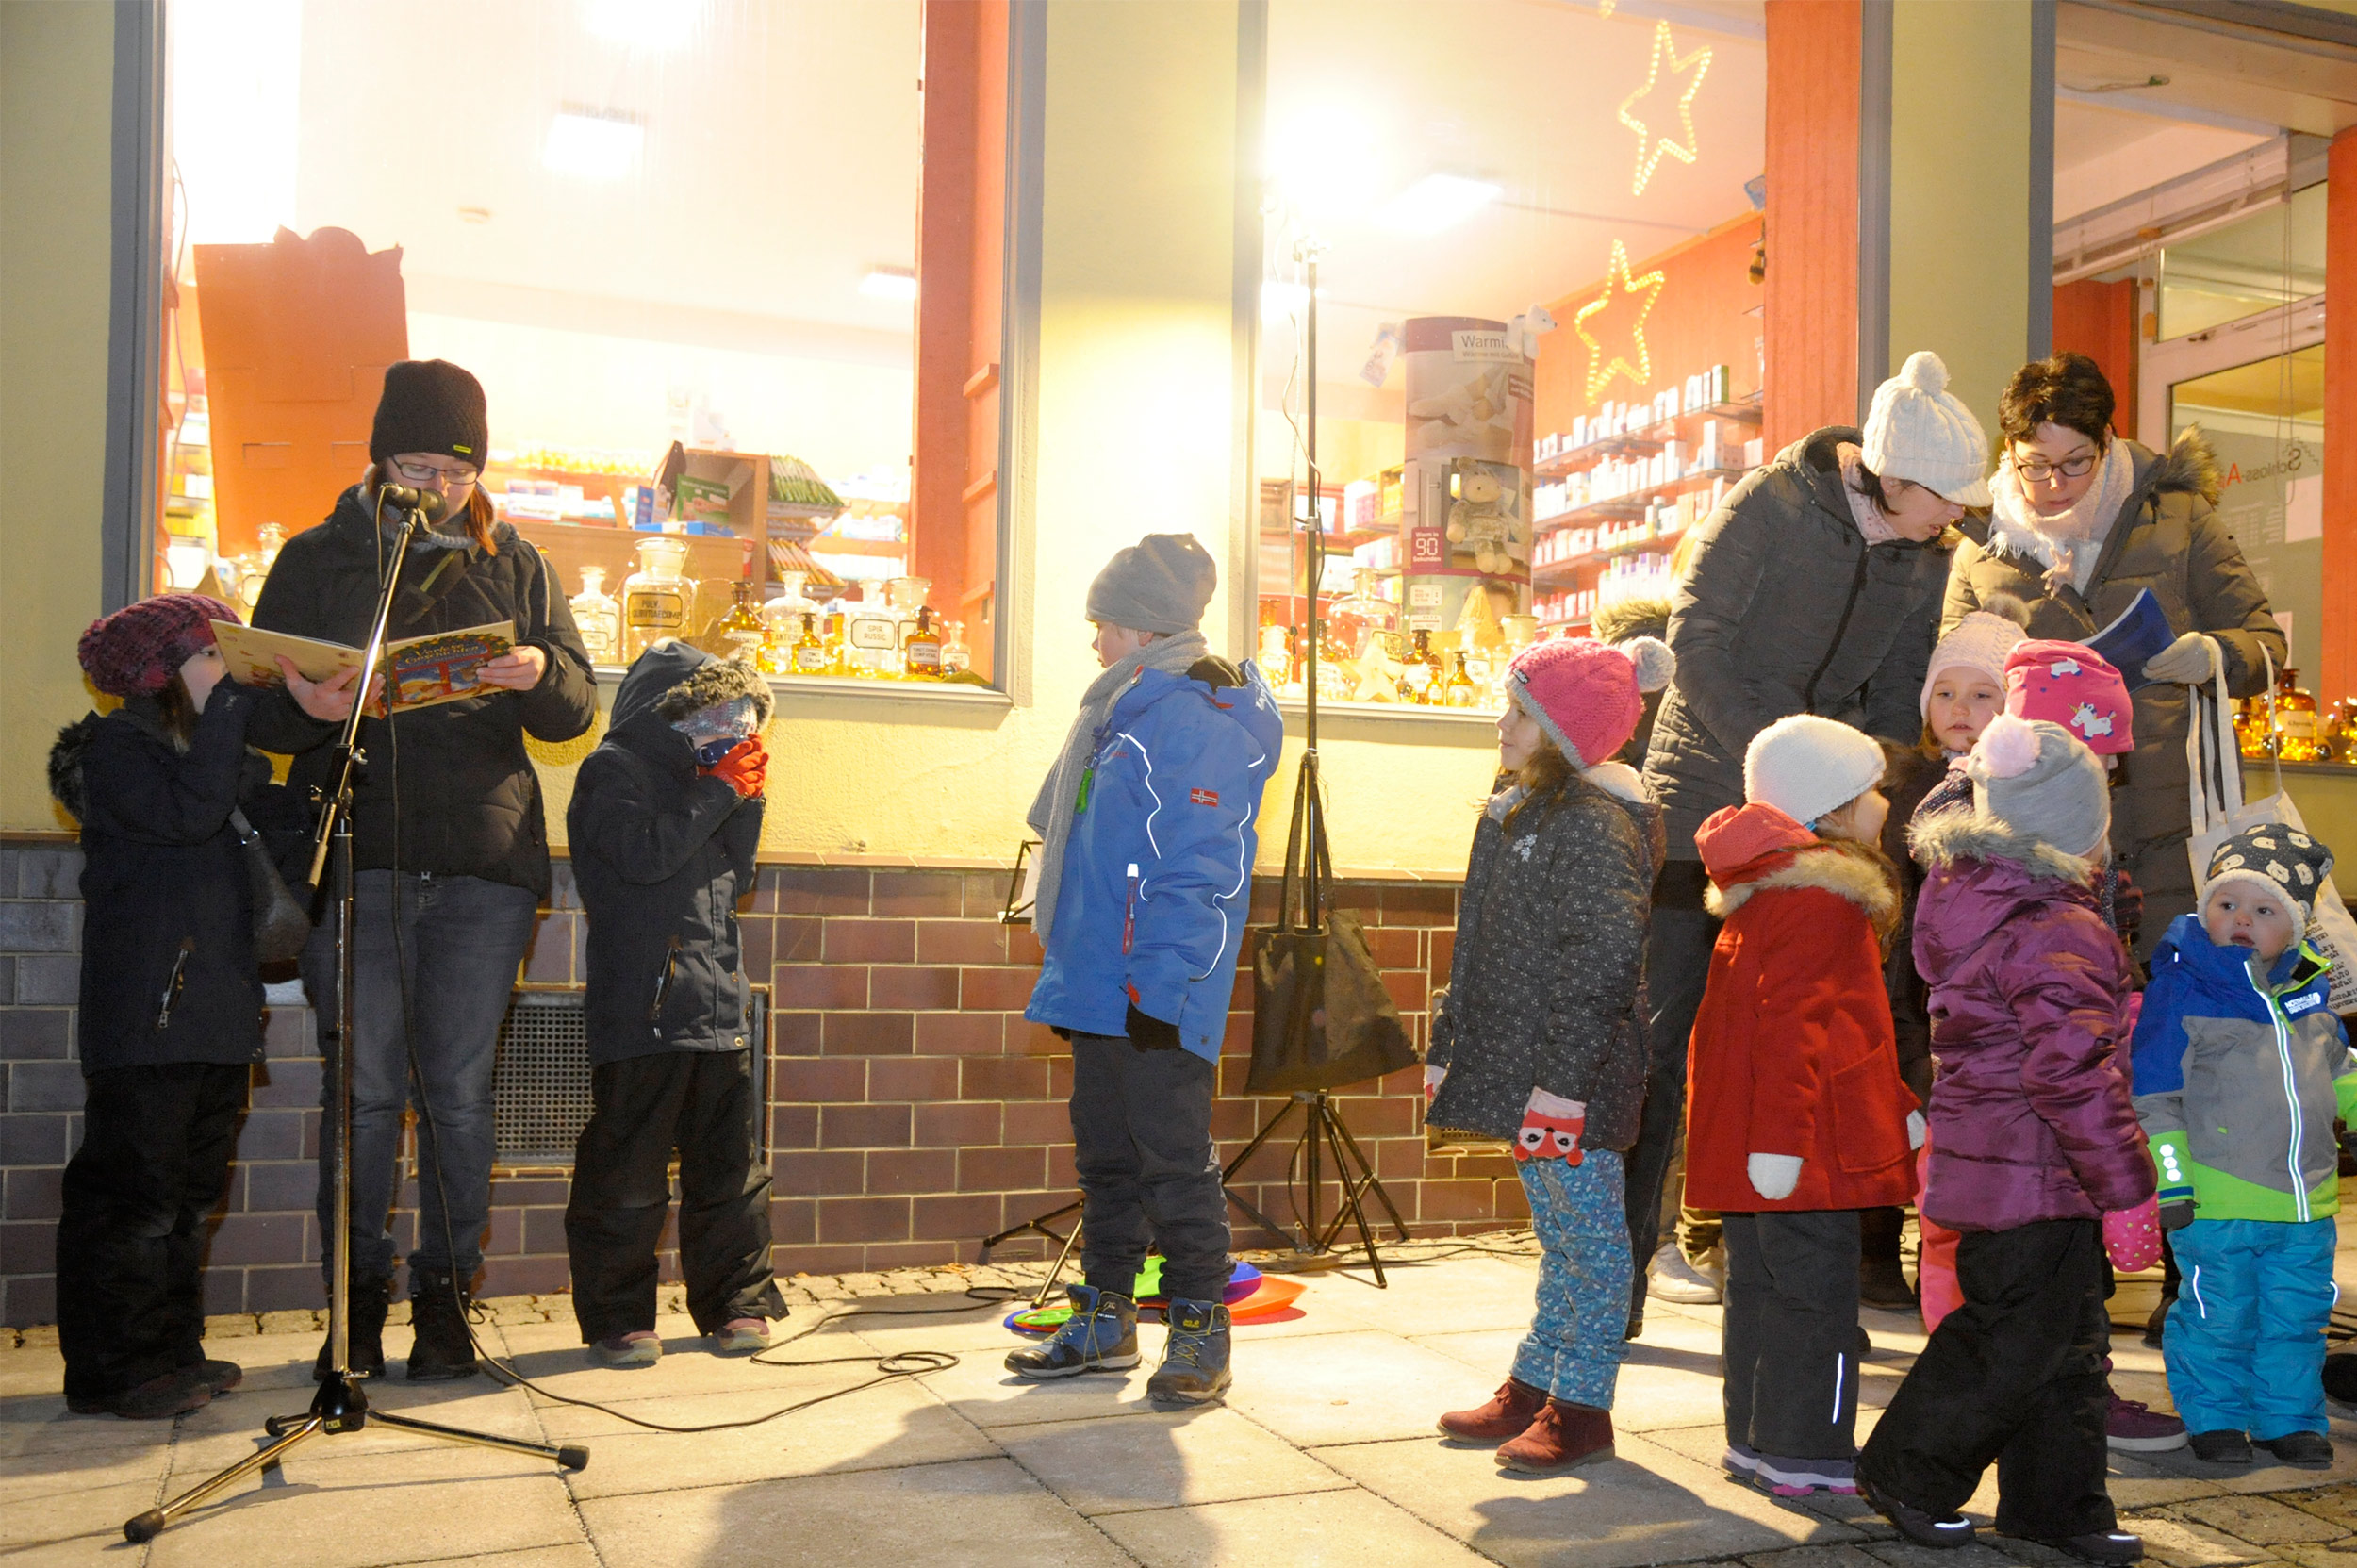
[2158, 183, 2327, 341]
[1255, 0, 1765, 715]
[155, 0, 1015, 687]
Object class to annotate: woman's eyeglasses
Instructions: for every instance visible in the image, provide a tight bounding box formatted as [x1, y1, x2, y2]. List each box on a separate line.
[387, 456, 481, 489]
[2015, 453, 2097, 483]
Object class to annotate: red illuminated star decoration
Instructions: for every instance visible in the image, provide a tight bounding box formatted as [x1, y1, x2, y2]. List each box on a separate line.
[1618, 20, 1712, 196]
[1574, 239, 1666, 400]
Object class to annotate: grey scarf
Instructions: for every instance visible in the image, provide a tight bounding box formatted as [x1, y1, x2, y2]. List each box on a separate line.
[1026, 630, 1208, 943]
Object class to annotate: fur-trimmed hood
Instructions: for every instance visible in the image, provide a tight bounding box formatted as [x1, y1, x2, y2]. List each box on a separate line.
[47, 713, 102, 823]
[1591, 597, 1669, 647]
[1907, 804, 2094, 888]
[610, 639, 773, 737]
[1704, 834, 1901, 945]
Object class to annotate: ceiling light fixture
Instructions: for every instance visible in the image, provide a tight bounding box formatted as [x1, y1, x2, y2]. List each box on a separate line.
[582, 0, 705, 50]
[1619, 20, 1712, 196]
[1376, 174, 1502, 236]
[543, 107, 644, 179]
[861, 267, 918, 302]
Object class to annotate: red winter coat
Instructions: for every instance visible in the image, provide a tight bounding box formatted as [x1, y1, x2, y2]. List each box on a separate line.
[1684, 803, 1920, 1213]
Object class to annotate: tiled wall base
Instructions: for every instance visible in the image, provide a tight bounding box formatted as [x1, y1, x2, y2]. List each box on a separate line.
[0, 842, 1521, 1329]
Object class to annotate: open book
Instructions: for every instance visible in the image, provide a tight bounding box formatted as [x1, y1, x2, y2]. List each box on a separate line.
[211, 620, 516, 713]
[2084, 588, 2174, 692]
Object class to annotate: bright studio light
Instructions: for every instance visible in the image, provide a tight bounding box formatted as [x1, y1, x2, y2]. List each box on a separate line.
[1377, 174, 1502, 236]
[860, 267, 918, 302]
[1261, 280, 1326, 322]
[582, 0, 705, 50]
[543, 108, 644, 178]
[1264, 108, 1381, 222]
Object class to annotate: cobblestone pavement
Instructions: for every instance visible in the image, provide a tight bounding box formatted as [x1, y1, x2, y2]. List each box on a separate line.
[6, 1226, 2356, 1568]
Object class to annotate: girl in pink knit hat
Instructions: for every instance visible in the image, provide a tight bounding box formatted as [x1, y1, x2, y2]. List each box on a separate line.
[1427, 634, 1673, 1475]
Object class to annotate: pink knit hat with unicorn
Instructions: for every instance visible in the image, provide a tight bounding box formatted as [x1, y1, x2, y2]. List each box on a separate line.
[2004, 639, 2134, 756]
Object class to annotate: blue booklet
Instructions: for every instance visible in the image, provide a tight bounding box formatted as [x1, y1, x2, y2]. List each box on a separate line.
[2085, 588, 2175, 691]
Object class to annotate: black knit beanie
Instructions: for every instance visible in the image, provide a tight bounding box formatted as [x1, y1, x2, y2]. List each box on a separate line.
[370, 359, 489, 468]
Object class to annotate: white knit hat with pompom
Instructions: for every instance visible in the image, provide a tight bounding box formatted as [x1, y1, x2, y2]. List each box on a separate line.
[1864, 350, 1992, 507]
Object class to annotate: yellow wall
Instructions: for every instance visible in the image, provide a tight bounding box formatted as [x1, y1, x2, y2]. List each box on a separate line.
[1887, 0, 2035, 437]
[1, 2, 116, 834]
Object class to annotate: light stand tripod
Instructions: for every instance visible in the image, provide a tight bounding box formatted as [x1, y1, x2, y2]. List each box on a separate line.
[1231, 237, 1408, 1283]
[127, 498, 585, 1545]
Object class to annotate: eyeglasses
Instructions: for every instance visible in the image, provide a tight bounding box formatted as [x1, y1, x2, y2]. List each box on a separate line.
[2015, 452, 2097, 484]
[387, 456, 481, 489]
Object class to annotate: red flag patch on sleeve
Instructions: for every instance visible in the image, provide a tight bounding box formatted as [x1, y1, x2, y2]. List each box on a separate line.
[1189, 787, 1220, 807]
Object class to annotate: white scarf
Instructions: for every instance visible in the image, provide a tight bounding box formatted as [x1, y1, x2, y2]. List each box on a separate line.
[1986, 442, 2136, 597]
[1838, 448, 1904, 546]
[1025, 630, 1209, 944]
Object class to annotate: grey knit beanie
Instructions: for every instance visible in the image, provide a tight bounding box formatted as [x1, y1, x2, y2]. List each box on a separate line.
[1967, 715, 2109, 858]
[1086, 534, 1216, 635]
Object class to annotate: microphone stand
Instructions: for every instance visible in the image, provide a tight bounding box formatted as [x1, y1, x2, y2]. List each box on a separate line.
[127, 498, 585, 1544]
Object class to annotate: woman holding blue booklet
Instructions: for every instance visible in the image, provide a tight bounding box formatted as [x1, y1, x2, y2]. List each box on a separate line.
[1941, 352, 2283, 966]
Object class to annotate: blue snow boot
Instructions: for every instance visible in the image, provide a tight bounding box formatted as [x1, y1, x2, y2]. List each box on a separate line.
[1148, 1297, 1232, 1405]
[1004, 1284, 1139, 1379]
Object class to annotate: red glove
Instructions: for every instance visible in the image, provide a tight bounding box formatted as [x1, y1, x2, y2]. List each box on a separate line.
[1514, 1089, 1586, 1165]
[703, 737, 768, 799]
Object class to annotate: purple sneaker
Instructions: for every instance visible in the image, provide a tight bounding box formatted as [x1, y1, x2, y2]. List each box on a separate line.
[2106, 1391, 2187, 1452]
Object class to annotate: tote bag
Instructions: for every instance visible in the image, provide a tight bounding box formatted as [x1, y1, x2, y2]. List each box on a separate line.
[2186, 643, 2357, 1013]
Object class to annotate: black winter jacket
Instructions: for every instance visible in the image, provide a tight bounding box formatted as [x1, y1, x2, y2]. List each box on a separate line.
[568, 643, 767, 1065]
[50, 687, 269, 1075]
[249, 487, 597, 897]
[1641, 427, 1953, 859]
[1426, 764, 1664, 1147]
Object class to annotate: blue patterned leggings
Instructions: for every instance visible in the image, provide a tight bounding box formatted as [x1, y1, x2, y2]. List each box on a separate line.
[1512, 1148, 1632, 1409]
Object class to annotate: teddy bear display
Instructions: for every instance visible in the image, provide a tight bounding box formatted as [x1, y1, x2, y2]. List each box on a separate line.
[1445, 467, 1517, 576]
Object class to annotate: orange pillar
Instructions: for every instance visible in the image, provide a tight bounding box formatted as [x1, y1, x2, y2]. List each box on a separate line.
[2325, 127, 2357, 711]
[2052, 278, 2137, 437]
[1763, 0, 1862, 453]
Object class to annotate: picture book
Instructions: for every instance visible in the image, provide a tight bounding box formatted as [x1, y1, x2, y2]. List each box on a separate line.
[210, 620, 517, 713]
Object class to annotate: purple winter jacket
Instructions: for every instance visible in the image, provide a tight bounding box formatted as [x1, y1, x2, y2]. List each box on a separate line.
[1909, 809, 2154, 1232]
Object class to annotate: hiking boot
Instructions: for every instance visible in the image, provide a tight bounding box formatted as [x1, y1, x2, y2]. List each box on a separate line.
[1005, 1285, 1139, 1379]
[66, 1366, 211, 1421]
[1859, 1255, 1918, 1312]
[405, 1266, 480, 1380]
[314, 1275, 392, 1381]
[1496, 1399, 1615, 1475]
[1438, 1378, 1548, 1444]
[2034, 1532, 2143, 1565]
[2253, 1430, 2334, 1469]
[2105, 1391, 2187, 1452]
[710, 1319, 768, 1355]
[1648, 1243, 1723, 1304]
[2187, 1428, 2252, 1464]
[1147, 1297, 1232, 1405]
[184, 1358, 243, 1397]
[590, 1331, 661, 1368]
[1861, 1474, 1976, 1547]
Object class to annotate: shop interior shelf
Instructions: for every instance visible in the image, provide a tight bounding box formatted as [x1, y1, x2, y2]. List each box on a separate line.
[1534, 463, 1752, 536]
[1534, 391, 1765, 477]
[1531, 523, 1689, 582]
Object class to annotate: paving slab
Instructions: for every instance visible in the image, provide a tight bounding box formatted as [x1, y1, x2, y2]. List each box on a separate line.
[0, 1393, 181, 1460]
[1312, 1428, 1865, 1568]
[2178, 1494, 2351, 1544]
[911, 1327, 1172, 1429]
[0, 1478, 172, 1566]
[538, 1373, 997, 1498]
[1299, 1256, 1541, 1337]
[2127, 1513, 2287, 1567]
[1220, 1328, 1498, 1447]
[575, 1454, 1133, 1568]
[495, 1315, 842, 1406]
[1095, 1486, 1497, 1567]
[994, 1404, 1352, 1515]
[164, 1376, 550, 1476]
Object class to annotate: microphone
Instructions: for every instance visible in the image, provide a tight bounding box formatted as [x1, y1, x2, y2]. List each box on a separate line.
[376, 484, 450, 522]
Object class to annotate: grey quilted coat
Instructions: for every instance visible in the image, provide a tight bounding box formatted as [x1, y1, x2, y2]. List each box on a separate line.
[1641, 427, 1954, 860]
[1941, 429, 2283, 958]
[1426, 765, 1665, 1147]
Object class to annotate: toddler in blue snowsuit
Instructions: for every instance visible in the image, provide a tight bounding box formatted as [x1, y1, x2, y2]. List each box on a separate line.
[2129, 823, 2352, 1468]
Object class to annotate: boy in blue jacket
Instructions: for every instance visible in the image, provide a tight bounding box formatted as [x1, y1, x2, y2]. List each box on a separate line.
[2129, 824, 2353, 1468]
[1013, 535, 1281, 1405]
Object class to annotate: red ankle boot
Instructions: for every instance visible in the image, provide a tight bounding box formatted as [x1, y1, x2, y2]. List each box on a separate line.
[1496, 1399, 1615, 1474]
[1438, 1378, 1549, 1443]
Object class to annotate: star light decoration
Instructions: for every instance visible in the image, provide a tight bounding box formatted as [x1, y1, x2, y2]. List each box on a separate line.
[1574, 239, 1666, 400]
[1618, 20, 1712, 196]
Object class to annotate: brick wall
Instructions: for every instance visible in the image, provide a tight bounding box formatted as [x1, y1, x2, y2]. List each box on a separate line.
[0, 837, 1518, 1329]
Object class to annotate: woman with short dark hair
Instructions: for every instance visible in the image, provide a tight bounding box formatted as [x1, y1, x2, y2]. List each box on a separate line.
[1943, 352, 2283, 963]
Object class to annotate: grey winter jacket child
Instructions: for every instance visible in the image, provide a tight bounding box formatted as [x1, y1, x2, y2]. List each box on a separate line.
[1426, 762, 1664, 1146]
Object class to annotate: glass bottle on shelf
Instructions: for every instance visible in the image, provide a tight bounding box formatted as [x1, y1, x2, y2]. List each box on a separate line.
[1326, 569, 1395, 662]
[1442, 649, 1480, 707]
[1257, 623, 1293, 690]
[887, 575, 933, 650]
[904, 605, 944, 677]
[2235, 697, 2272, 760]
[2273, 668, 2323, 762]
[791, 611, 832, 675]
[844, 582, 901, 676]
[941, 619, 972, 675]
[758, 569, 817, 676]
[569, 565, 623, 666]
[1398, 630, 1438, 703]
[715, 576, 766, 664]
[2322, 699, 2357, 765]
[621, 536, 695, 662]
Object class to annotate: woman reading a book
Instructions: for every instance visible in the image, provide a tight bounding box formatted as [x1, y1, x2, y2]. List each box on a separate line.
[245, 359, 597, 1383]
[1940, 352, 2283, 966]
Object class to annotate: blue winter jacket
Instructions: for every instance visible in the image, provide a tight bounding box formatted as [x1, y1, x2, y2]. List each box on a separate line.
[1024, 660, 1283, 1063]
[2129, 911, 2357, 1224]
